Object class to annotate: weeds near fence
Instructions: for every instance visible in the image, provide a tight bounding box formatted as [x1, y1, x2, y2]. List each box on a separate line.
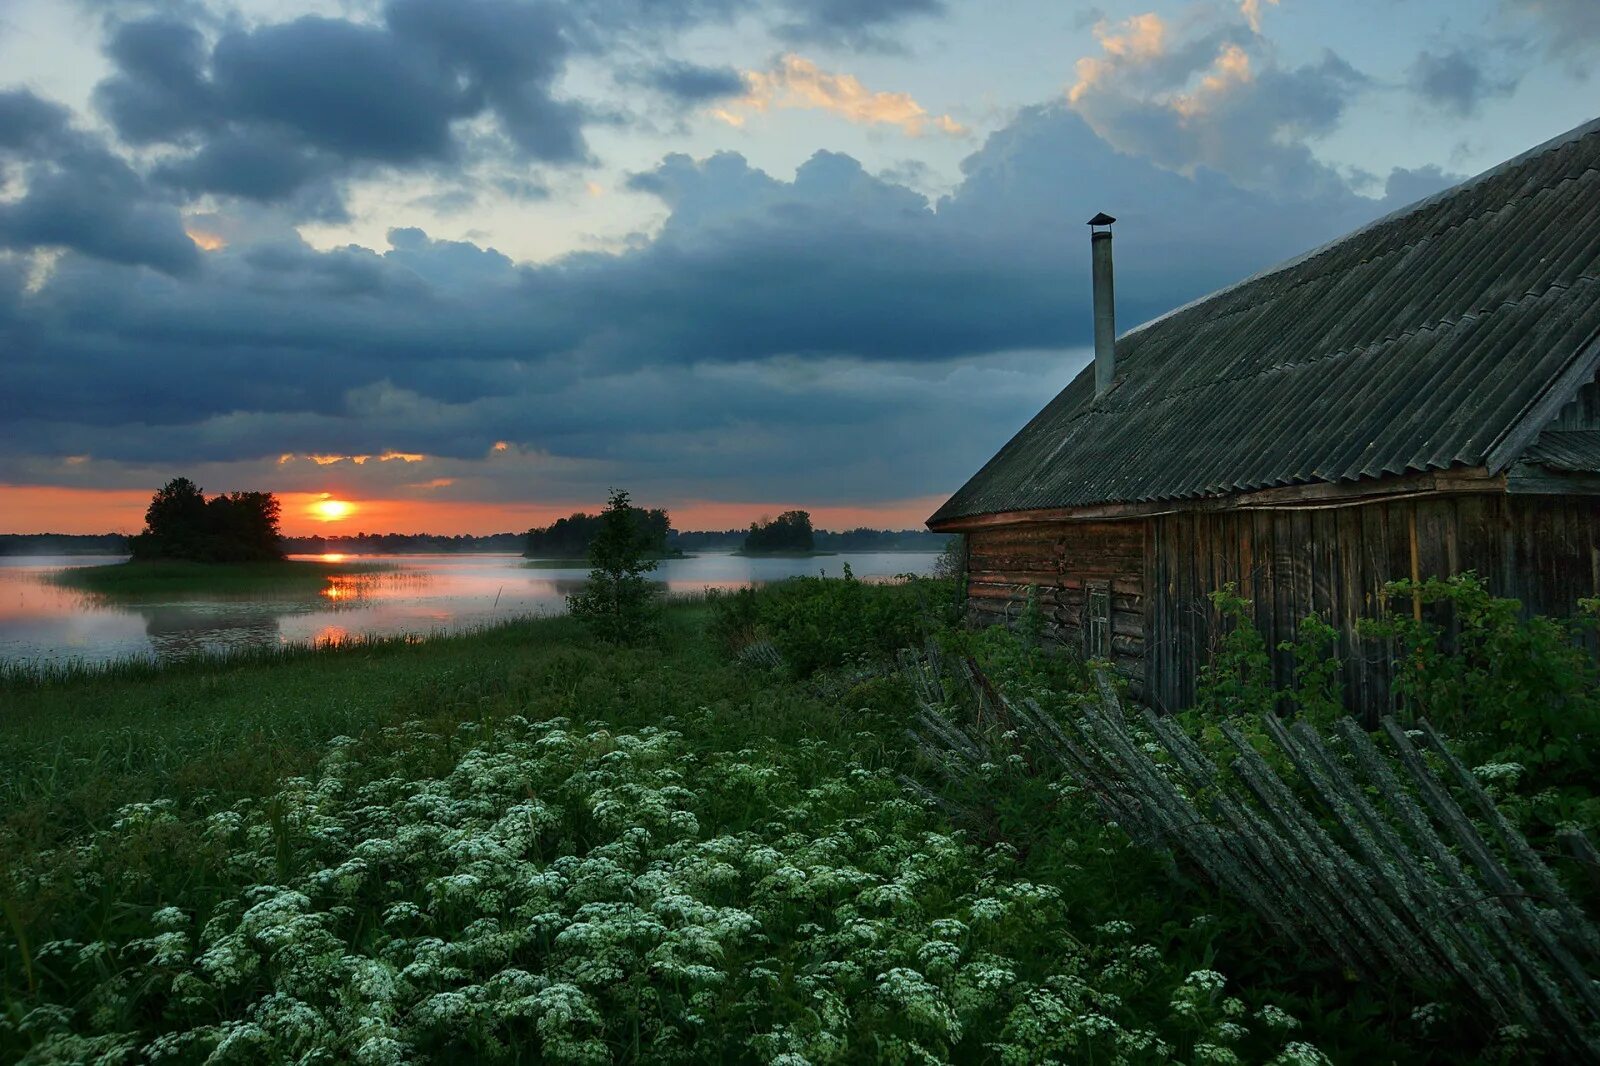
[906, 648, 1600, 1060]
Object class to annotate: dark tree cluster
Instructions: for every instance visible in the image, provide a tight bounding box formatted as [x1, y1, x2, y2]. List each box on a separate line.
[0, 534, 130, 556]
[814, 528, 953, 552]
[566, 489, 660, 643]
[283, 532, 526, 554]
[526, 507, 671, 558]
[668, 527, 954, 553]
[743, 510, 815, 553]
[130, 478, 284, 563]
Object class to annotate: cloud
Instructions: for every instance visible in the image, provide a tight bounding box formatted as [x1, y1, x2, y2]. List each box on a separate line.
[1, 93, 1454, 509]
[0, 89, 199, 275]
[1501, 0, 1600, 64]
[773, 0, 944, 50]
[1066, 12, 1368, 198]
[90, 16, 213, 145]
[714, 54, 964, 136]
[90, 1, 587, 215]
[1240, 0, 1278, 34]
[1407, 48, 1519, 117]
[621, 60, 747, 104]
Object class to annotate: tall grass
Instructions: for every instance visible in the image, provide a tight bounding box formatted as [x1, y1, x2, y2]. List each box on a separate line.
[0, 599, 1346, 1064]
[1, 579, 1570, 1063]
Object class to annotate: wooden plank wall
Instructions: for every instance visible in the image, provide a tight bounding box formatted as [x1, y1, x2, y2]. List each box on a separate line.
[965, 521, 1149, 691]
[1144, 494, 1600, 717]
[965, 493, 1600, 719]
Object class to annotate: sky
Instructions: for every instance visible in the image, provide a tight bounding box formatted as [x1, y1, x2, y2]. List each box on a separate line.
[0, 0, 1596, 536]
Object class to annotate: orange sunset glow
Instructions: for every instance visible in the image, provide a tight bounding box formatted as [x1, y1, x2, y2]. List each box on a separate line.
[0, 484, 948, 537]
[309, 496, 357, 521]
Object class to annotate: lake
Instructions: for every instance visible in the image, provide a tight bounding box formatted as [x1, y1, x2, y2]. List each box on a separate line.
[0, 552, 940, 666]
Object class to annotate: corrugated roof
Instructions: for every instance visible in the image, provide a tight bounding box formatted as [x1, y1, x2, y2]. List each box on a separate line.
[930, 116, 1600, 528]
[1523, 430, 1600, 473]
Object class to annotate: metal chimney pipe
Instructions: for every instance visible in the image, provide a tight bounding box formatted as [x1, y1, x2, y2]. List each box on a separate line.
[1088, 213, 1117, 399]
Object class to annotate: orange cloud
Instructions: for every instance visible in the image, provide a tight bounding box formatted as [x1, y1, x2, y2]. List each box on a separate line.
[1241, 0, 1279, 34]
[717, 55, 965, 137]
[1069, 14, 1168, 104]
[186, 229, 227, 252]
[1174, 43, 1254, 118]
[1069, 15, 1257, 124]
[295, 451, 427, 466]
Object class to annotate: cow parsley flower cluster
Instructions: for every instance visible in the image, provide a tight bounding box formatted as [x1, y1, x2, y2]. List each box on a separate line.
[5, 713, 1327, 1064]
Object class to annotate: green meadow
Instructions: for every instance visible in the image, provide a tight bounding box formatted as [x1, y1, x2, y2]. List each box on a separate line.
[1, 577, 1594, 1063]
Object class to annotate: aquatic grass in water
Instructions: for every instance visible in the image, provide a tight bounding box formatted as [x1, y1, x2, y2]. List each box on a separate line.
[46, 559, 395, 600]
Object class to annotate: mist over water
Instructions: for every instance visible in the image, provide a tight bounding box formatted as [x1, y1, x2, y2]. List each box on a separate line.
[0, 552, 939, 666]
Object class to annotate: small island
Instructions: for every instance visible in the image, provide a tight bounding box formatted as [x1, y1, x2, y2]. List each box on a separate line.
[51, 478, 382, 597]
[523, 503, 684, 567]
[735, 509, 831, 556]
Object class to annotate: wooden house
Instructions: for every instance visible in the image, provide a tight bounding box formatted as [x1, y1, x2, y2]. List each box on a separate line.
[927, 118, 1600, 712]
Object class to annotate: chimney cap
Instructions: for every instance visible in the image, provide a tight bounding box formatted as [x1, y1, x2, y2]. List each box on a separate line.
[1087, 212, 1117, 228]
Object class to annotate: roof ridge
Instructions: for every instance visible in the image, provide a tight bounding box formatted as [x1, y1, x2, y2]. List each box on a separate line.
[1123, 163, 1600, 345]
[1118, 117, 1600, 343]
[931, 115, 1600, 527]
[1081, 272, 1600, 418]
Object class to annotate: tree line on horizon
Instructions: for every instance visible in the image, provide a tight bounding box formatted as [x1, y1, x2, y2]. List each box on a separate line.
[525, 507, 673, 558]
[284, 531, 527, 554]
[8, 480, 951, 562]
[526, 504, 951, 557]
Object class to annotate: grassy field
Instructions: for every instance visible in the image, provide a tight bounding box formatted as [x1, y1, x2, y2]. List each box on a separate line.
[0, 596, 1514, 1063]
[47, 558, 392, 599]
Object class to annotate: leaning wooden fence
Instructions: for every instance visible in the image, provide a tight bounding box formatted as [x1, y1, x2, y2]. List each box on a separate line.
[901, 650, 1600, 1060]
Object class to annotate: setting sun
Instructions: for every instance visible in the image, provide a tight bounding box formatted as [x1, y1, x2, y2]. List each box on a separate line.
[310, 496, 356, 521]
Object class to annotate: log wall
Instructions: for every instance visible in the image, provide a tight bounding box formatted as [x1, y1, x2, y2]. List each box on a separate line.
[966, 521, 1150, 691]
[964, 493, 1600, 717]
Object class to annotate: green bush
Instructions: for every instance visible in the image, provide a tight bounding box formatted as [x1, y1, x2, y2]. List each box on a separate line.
[709, 569, 957, 676]
[566, 489, 660, 644]
[1360, 573, 1600, 788]
[1175, 576, 1600, 866]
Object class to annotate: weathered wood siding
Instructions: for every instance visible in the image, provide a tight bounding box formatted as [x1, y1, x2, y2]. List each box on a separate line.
[1144, 494, 1600, 714]
[965, 493, 1600, 717]
[1546, 373, 1600, 430]
[965, 521, 1150, 691]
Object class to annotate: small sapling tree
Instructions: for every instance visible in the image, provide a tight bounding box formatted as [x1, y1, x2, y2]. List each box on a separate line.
[567, 488, 660, 642]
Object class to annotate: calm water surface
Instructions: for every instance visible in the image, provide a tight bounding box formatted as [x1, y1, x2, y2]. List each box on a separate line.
[0, 552, 938, 666]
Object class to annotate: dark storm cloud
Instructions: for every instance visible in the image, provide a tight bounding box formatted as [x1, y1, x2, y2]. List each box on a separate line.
[0, 89, 72, 147]
[383, 0, 584, 160]
[1, 99, 1459, 509]
[774, 0, 944, 49]
[91, 16, 213, 144]
[91, 1, 587, 213]
[620, 61, 747, 104]
[1408, 49, 1518, 117]
[77, 0, 952, 227]
[0, 89, 198, 275]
